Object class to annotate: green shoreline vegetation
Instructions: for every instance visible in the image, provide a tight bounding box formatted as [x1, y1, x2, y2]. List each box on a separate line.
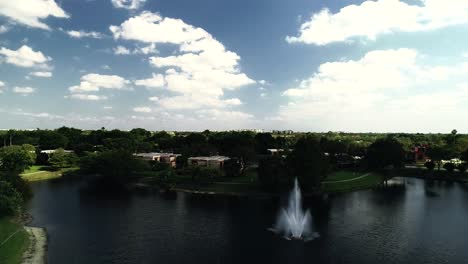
[0, 218, 30, 264]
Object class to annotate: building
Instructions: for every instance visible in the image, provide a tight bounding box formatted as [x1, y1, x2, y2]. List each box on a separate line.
[188, 156, 230, 170]
[405, 145, 428, 163]
[40, 149, 74, 154]
[134, 152, 181, 167]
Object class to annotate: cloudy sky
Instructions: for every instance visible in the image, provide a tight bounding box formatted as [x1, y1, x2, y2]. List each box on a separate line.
[1, 0, 468, 132]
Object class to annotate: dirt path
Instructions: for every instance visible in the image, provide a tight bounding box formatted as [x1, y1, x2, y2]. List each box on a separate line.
[22, 227, 47, 264]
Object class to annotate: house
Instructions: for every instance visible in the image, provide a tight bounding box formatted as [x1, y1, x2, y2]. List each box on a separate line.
[134, 152, 181, 167]
[188, 156, 230, 170]
[405, 145, 428, 163]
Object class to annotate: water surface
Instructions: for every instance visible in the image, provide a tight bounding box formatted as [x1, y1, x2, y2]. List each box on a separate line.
[27, 177, 468, 263]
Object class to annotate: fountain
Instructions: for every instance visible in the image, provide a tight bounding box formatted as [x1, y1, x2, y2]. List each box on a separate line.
[269, 178, 319, 241]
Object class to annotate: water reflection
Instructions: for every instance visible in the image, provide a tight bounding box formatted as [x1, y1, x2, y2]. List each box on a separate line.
[26, 176, 468, 264]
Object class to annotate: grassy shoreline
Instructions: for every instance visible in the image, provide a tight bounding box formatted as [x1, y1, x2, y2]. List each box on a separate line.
[140, 169, 385, 196]
[0, 218, 30, 264]
[21, 166, 79, 182]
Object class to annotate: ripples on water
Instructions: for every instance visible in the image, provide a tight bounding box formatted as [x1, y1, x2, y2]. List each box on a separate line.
[27, 177, 468, 264]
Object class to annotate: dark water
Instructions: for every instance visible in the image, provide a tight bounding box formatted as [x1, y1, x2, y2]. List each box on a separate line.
[27, 177, 468, 264]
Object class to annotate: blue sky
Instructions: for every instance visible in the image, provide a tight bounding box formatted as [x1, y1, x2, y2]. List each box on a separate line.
[1, 0, 468, 132]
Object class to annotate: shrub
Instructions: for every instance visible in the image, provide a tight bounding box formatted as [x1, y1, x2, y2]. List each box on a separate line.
[425, 160, 435, 171]
[0, 181, 23, 217]
[458, 163, 467, 173]
[443, 162, 456, 173]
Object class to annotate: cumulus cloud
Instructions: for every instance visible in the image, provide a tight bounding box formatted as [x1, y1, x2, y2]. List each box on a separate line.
[66, 30, 104, 39]
[278, 48, 468, 132]
[29, 71, 52, 78]
[133, 106, 152, 113]
[68, 73, 130, 93]
[113, 45, 131, 55]
[114, 43, 157, 55]
[111, 0, 146, 10]
[0, 25, 8, 33]
[13, 86, 35, 95]
[110, 11, 255, 111]
[134, 73, 165, 89]
[0, 45, 51, 68]
[286, 0, 468, 45]
[0, 0, 69, 30]
[67, 94, 108, 101]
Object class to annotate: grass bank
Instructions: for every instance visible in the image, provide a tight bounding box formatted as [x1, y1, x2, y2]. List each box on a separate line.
[21, 165, 79, 182]
[0, 218, 30, 264]
[322, 171, 383, 193]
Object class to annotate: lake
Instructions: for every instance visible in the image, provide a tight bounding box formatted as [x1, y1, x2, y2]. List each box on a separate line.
[27, 177, 468, 264]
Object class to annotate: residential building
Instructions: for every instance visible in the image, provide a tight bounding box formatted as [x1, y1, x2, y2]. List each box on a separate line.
[188, 156, 230, 170]
[134, 152, 181, 167]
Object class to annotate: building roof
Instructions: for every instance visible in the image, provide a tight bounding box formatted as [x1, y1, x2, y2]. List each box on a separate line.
[134, 152, 181, 157]
[188, 156, 230, 161]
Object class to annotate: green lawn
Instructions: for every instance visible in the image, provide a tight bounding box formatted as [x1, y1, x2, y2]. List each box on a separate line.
[22, 165, 46, 174]
[322, 171, 383, 193]
[0, 218, 29, 264]
[325, 170, 364, 182]
[21, 166, 79, 182]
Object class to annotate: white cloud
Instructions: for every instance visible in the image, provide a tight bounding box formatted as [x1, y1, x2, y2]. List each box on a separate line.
[111, 11, 255, 112]
[278, 48, 468, 132]
[114, 43, 157, 55]
[0, 45, 51, 68]
[66, 30, 103, 39]
[29, 71, 52, 78]
[134, 43, 157, 54]
[0, 0, 69, 30]
[110, 12, 207, 44]
[133, 106, 152, 113]
[13, 86, 35, 95]
[101, 65, 111, 70]
[67, 94, 108, 101]
[111, 0, 146, 10]
[103, 106, 113, 109]
[135, 73, 165, 89]
[149, 96, 159, 101]
[68, 73, 130, 93]
[113, 45, 131, 55]
[287, 0, 468, 45]
[0, 25, 8, 33]
[196, 109, 253, 121]
[0, 80, 4, 93]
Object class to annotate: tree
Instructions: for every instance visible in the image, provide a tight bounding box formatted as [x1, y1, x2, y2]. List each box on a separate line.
[0, 181, 23, 217]
[223, 159, 242, 177]
[49, 149, 78, 169]
[258, 156, 287, 191]
[286, 136, 329, 190]
[425, 160, 435, 171]
[38, 130, 68, 149]
[443, 162, 455, 173]
[458, 163, 467, 173]
[80, 150, 143, 186]
[427, 145, 451, 171]
[0, 145, 35, 179]
[255, 133, 276, 155]
[366, 137, 405, 170]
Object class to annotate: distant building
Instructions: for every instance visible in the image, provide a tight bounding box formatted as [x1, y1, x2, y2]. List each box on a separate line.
[406, 145, 428, 162]
[188, 156, 230, 170]
[40, 149, 74, 154]
[134, 152, 181, 167]
[272, 130, 294, 135]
